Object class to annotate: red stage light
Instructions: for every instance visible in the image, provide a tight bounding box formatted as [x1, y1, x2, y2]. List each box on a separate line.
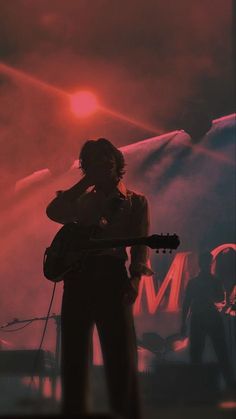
[219, 400, 236, 409]
[70, 91, 98, 117]
[172, 337, 189, 351]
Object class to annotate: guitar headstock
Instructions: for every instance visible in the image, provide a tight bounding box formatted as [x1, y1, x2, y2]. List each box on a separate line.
[147, 234, 180, 252]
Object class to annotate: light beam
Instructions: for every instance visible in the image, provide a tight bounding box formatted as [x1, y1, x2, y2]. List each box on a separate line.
[1, 61, 235, 167]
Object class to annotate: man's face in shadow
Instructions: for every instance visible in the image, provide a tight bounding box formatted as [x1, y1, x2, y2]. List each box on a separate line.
[86, 150, 119, 185]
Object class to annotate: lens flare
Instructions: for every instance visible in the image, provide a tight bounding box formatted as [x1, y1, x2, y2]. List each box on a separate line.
[70, 91, 98, 117]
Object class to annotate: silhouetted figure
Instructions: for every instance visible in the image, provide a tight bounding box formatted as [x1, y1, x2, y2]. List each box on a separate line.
[215, 248, 236, 379]
[215, 248, 236, 312]
[46, 138, 152, 418]
[181, 251, 233, 387]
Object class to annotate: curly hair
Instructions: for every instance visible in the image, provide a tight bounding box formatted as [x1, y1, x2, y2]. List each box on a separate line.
[79, 138, 126, 179]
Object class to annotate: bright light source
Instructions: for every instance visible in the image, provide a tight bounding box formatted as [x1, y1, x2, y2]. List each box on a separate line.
[70, 91, 98, 117]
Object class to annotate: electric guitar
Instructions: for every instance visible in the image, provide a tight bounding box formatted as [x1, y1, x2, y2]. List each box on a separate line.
[43, 222, 180, 282]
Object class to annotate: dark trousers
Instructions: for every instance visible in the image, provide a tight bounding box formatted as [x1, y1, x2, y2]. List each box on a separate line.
[189, 311, 232, 386]
[60, 256, 141, 419]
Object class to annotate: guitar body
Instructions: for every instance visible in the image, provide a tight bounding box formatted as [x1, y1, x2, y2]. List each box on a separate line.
[43, 223, 97, 282]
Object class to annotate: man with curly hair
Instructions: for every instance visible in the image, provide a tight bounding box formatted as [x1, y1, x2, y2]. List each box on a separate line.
[46, 138, 152, 418]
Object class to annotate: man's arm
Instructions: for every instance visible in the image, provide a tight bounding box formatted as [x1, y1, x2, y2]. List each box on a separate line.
[214, 276, 226, 302]
[129, 194, 153, 278]
[124, 194, 153, 304]
[46, 176, 93, 224]
[180, 281, 193, 336]
[213, 276, 226, 311]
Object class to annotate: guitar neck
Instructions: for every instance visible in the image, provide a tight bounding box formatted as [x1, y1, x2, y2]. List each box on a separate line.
[80, 236, 149, 250]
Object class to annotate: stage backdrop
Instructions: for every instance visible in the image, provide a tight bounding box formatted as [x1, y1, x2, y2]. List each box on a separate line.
[0, 114, 235, 368]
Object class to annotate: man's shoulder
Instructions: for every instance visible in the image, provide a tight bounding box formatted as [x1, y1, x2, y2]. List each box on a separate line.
[127, 188, 148, 204]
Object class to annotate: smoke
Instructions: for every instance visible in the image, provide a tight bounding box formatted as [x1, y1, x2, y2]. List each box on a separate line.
[0, 0, 233, 192]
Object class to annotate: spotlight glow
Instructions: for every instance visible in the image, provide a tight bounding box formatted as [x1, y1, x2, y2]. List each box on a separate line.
[70, 91, 98, 117]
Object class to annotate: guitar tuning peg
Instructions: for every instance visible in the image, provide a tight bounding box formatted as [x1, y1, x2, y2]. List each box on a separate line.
[162, 249, 166, 254]
[156, 250, 159, 254]
[169, 250, 172, 254]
